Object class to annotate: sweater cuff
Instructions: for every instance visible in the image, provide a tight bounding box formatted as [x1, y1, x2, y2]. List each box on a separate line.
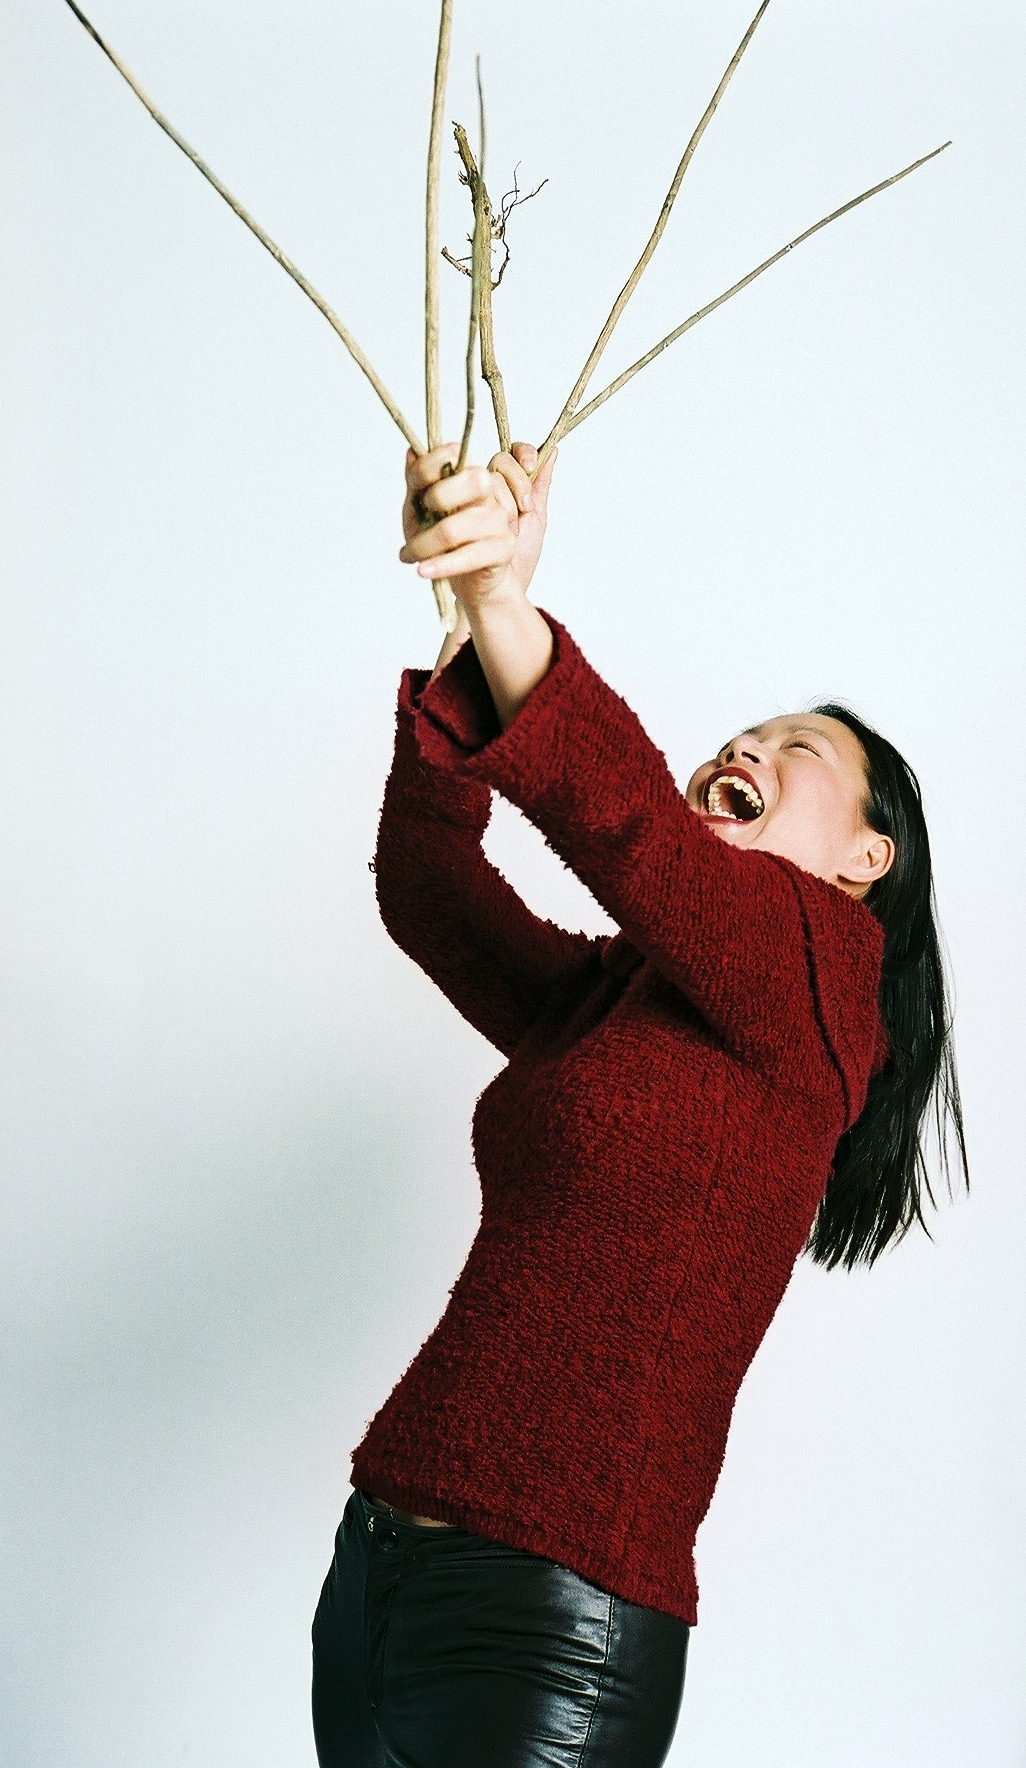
[392, 664, 493, 819]
[411, 606, 571, 772]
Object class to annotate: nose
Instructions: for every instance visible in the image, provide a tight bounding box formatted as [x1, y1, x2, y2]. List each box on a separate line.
[721, 739, 763, 767]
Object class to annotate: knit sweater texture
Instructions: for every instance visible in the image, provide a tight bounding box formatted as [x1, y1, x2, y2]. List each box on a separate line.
[349, 607, 889, 1626]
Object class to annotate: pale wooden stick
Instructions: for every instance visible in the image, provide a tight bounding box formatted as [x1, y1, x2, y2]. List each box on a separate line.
[454, 66, 489, 473]
[535, 0, 771, 469]
[453, 128, 512, 452]
[424, 0, 458, 628]
[472, 56, 511, 454]
[425, 0, 453, 447]
[62, 0, 423, 452]
[555, 142, 951, 444]
[479, 269, 511, 452]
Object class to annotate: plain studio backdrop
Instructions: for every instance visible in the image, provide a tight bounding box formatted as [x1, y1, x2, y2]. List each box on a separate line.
[1, 1, 1023, 1763]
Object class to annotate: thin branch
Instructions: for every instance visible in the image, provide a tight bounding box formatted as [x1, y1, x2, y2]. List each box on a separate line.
[423, 0, 457, 629]
[497, 163, 549, 230]
[61, 0, 423, 452]
[443, 160, 547, 291]
[557, 142, 952, 444]
[534, 0, 772, 468]
[474, 63, 511, 452]
[454, 73, 490, 473]
[454, 112, 511, 453]
[425, 0, 452, 447]
[441, 245, 473, 278]
[479, 257, 512, 452]
[492, 164, 548, 291]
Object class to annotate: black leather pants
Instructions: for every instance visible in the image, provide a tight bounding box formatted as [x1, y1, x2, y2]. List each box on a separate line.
[311, 1487, 690, 1767]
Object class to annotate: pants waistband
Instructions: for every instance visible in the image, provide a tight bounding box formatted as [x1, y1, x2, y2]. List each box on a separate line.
[355, 1487, 456, 1531]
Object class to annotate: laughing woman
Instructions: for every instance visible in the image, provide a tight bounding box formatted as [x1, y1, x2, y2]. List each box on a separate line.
[311, 440, 969, 1768]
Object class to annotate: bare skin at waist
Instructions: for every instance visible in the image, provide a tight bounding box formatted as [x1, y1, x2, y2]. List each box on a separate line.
[368, 1493, 455, 1528]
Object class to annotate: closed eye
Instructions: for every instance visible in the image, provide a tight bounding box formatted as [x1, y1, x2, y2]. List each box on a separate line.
[791, 740, 818, 753]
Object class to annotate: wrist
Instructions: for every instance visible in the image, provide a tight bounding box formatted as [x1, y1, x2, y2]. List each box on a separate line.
[463, 590, 553, 733]
[465, 571, 526, 619]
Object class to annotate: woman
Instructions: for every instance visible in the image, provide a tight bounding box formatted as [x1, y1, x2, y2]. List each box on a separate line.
[311, 440, 969, 1767]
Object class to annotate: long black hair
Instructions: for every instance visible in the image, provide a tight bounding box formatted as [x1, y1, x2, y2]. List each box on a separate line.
[799, 700, 970, 1271]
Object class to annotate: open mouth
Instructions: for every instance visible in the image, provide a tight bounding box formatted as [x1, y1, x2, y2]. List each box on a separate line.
[702, 771, 765, 822]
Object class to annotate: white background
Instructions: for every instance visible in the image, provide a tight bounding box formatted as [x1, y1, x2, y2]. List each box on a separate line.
[2, 2, 1023, 1763]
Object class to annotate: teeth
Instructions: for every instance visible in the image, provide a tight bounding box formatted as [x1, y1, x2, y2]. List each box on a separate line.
[706, 773, 764, 819]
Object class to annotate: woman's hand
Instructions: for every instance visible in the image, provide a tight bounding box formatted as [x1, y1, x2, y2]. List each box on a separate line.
[400, 440, 558, 614]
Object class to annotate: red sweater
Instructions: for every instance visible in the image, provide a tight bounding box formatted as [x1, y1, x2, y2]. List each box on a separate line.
[349, 608, 888, 1626]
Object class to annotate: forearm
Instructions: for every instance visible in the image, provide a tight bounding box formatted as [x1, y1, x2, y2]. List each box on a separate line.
[430, 597, 472, 682]
[463, 586, 555, 732]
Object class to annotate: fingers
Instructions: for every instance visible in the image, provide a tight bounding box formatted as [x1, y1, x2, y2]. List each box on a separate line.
[489, 448, 535, 514]
[405, 442, 461, 496]
[413, 462, 494, 521]
[400, 442, 542, 573]
[399, 501, 511, 567]
[410, 536, 514, 581]
[407, 456, 520, 531]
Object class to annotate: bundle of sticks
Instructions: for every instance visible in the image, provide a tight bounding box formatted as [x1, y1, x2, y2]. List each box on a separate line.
[63, 0, 948, 629]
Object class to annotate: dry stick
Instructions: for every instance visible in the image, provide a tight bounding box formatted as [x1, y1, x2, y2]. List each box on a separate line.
[477, 225, 512, 452]
[62, 0, 423, 452]
[470, 57, 511, 453]
[535, 0, 772, 473]
[454, 64, 489, 473]
[453, 128, 512, 452]
[425, 0, 453, 447]
[423, 0, 458, 628]
[558, 141, 951, 443]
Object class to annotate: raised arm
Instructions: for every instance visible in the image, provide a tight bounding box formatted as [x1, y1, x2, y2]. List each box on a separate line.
[375, 439, 599, 1058]
[372, 652, 598, 1059]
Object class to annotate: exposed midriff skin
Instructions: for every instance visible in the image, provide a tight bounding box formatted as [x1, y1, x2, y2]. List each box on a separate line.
[368, 1492, 455, 1528]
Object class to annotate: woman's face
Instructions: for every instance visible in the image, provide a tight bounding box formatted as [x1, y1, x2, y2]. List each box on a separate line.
[684, 713, 895, 900]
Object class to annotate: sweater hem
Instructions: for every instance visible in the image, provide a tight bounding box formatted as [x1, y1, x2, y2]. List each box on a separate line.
[348, 1460, 699, 1627]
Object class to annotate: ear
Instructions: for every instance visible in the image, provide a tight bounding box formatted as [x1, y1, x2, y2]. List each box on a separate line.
[838, 830, 895, 893]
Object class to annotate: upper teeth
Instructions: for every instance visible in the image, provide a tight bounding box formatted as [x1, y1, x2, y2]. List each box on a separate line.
[706, 773, 765, 819]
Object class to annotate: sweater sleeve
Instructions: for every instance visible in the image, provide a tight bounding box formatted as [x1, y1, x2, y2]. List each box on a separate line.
[372, 660, 599, 1059]
[411, 607, 887, 1094]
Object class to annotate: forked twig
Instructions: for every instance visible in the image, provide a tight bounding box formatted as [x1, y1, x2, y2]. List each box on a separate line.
[492, 166, 549, 291]
[558, 141, 952, 442]
[442, 161, 547, 292]
[424, 0, 458, 628]
[60, 0, 423, 452]
[452, 126, 512, 452]
[534, 0, 772, 470]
